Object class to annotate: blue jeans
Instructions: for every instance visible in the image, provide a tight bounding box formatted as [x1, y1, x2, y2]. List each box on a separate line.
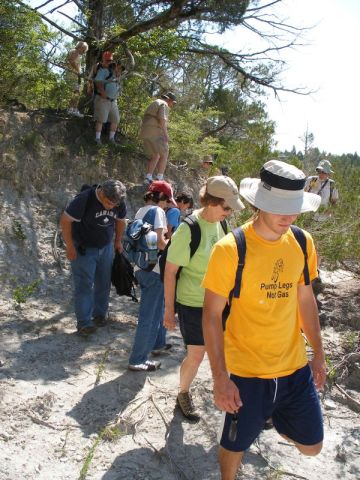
[128, 269, 166, 365]
[71, 243, 113, 328]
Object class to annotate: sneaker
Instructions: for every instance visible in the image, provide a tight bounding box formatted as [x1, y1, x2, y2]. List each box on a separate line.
[151, 343, 172, 356]
[93, 315, 107, 327]
[72, 109, 84, 118]
[176, 391, 200, 422]
[77, 325, 97, 337]
[143, 178, 153, 186]
[95, 138, 102, 145]
[108, 137, 120, 144]
[128, 359, 161, 372]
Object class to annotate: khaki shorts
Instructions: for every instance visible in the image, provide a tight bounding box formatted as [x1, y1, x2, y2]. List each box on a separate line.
[143, 136, 169, 158]
[93, 95, 120, 124]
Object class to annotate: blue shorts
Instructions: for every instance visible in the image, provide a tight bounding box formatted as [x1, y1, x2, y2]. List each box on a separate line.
[219, 364, 323, 452]
[176, 303, 204, 346]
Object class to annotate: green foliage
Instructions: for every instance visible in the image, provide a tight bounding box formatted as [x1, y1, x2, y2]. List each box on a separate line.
[168, 108, 223, 165]
[12, 279, 41, 307]
[0, 1, 62, 108]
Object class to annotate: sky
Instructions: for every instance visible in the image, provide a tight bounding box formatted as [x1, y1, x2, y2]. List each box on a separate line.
[214, 0, 360, 155]
[31, 0, 359, 155]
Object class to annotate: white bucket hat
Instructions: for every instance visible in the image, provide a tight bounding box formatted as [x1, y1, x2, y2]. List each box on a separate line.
[239, 160, 321, 215]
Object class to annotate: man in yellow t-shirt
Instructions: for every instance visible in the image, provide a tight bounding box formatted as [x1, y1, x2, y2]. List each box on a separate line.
[202, 160, 326, 480]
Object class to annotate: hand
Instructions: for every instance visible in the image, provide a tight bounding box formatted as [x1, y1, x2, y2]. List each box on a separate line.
[310, 353, 327, 391]
[213, 375, 243, 413]
[163, 308, 176, 330]
[66, 244, 77, 261]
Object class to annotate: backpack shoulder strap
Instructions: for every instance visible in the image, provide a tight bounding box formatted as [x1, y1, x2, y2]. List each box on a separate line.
[231, 227, 246, 299]
[182, 214, 201, 258]
[290, 225, 310, 285]
[220, 219, 229, 235]
[142, 206, 158, 226]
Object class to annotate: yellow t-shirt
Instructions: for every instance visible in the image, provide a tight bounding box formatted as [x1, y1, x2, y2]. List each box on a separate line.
[202, 221, 318, 379]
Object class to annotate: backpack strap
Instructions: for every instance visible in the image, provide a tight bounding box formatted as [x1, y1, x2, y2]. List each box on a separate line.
[183, 214, 201, 259]
[142, 206, 158, 226]
[220, 219, 229, 235]
[231, 227, 246, 299]
[290, 225, 310, 285]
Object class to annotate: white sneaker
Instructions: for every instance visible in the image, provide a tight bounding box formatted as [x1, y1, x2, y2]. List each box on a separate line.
[72, 110, 84, 118]
[128, 360, 161, 371]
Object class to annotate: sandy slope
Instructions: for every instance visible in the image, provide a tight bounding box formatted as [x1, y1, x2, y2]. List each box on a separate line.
[0, 263, 359, 480]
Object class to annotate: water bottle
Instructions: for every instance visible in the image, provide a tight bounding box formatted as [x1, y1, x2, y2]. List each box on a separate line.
[144, 230, 158, 264]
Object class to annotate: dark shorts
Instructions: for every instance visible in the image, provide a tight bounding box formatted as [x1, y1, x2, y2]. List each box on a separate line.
[219, 364, 323, 452]
[176, 303, 204, 346]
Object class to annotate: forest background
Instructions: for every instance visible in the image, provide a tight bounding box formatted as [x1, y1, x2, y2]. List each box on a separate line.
[1, 0, 359, 268]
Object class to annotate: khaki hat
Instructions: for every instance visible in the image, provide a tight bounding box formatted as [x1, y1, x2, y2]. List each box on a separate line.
[239, 160, 321, 215]
[206, 176, 245, 211]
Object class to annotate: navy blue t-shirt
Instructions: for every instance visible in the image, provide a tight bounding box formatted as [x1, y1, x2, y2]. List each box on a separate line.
[65, 187, 127, 248]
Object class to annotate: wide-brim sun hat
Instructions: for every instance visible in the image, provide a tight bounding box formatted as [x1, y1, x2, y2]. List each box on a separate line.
[316, 160, 334, 174]
[206, 176, 245, 211]
[239, 160, 321, 215]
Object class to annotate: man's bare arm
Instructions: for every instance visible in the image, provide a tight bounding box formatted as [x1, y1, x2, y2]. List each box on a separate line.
[115, 218, 126, 253]
[298, 284, 326, 390]
[203, 289, 242, 413]
[59, 213, 77, 261]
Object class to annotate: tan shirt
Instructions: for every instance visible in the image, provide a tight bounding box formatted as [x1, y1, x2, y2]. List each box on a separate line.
[140, 99, 169, 138]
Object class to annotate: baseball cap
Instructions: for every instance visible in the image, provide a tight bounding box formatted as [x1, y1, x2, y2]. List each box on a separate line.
[206, 176, 245, 211]
[148, 181, 177, 206]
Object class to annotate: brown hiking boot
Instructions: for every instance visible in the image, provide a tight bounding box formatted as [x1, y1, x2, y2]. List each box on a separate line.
[176, 392, 200, 423]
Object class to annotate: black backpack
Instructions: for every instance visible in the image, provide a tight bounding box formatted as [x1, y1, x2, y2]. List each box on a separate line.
[159, 214, 228, 283]
[111, 251, 138, 302]
[222, 224, 310, 327]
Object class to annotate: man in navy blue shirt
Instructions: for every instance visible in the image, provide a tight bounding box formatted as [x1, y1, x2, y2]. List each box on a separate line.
[60, 179, 127, 336]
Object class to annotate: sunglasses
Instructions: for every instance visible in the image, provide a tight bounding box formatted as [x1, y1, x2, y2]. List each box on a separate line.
[221, 204, 233, 212]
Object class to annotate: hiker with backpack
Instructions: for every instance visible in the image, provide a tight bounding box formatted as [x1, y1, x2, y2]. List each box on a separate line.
[60, 179, 127, 336]
[140, 92, 177, 185]
[305, 160, 339, 215]
[92, 51, 125, 145]
[202, 161, 325, 480]
[163, 176, 245, 421]
[166, 192, 194, 239]
[127, 181, 177, 372]
[66, 41, 88, 118]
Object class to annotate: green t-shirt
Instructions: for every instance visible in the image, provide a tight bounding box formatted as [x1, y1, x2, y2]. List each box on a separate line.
[167, 211, 227, 307]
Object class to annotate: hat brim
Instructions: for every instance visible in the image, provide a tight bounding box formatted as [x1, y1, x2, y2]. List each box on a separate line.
[316, 167, 333, 174]
[168, 196, 177, 207]
[239, 178, 321, 215]
[225, 196, 245, 211]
